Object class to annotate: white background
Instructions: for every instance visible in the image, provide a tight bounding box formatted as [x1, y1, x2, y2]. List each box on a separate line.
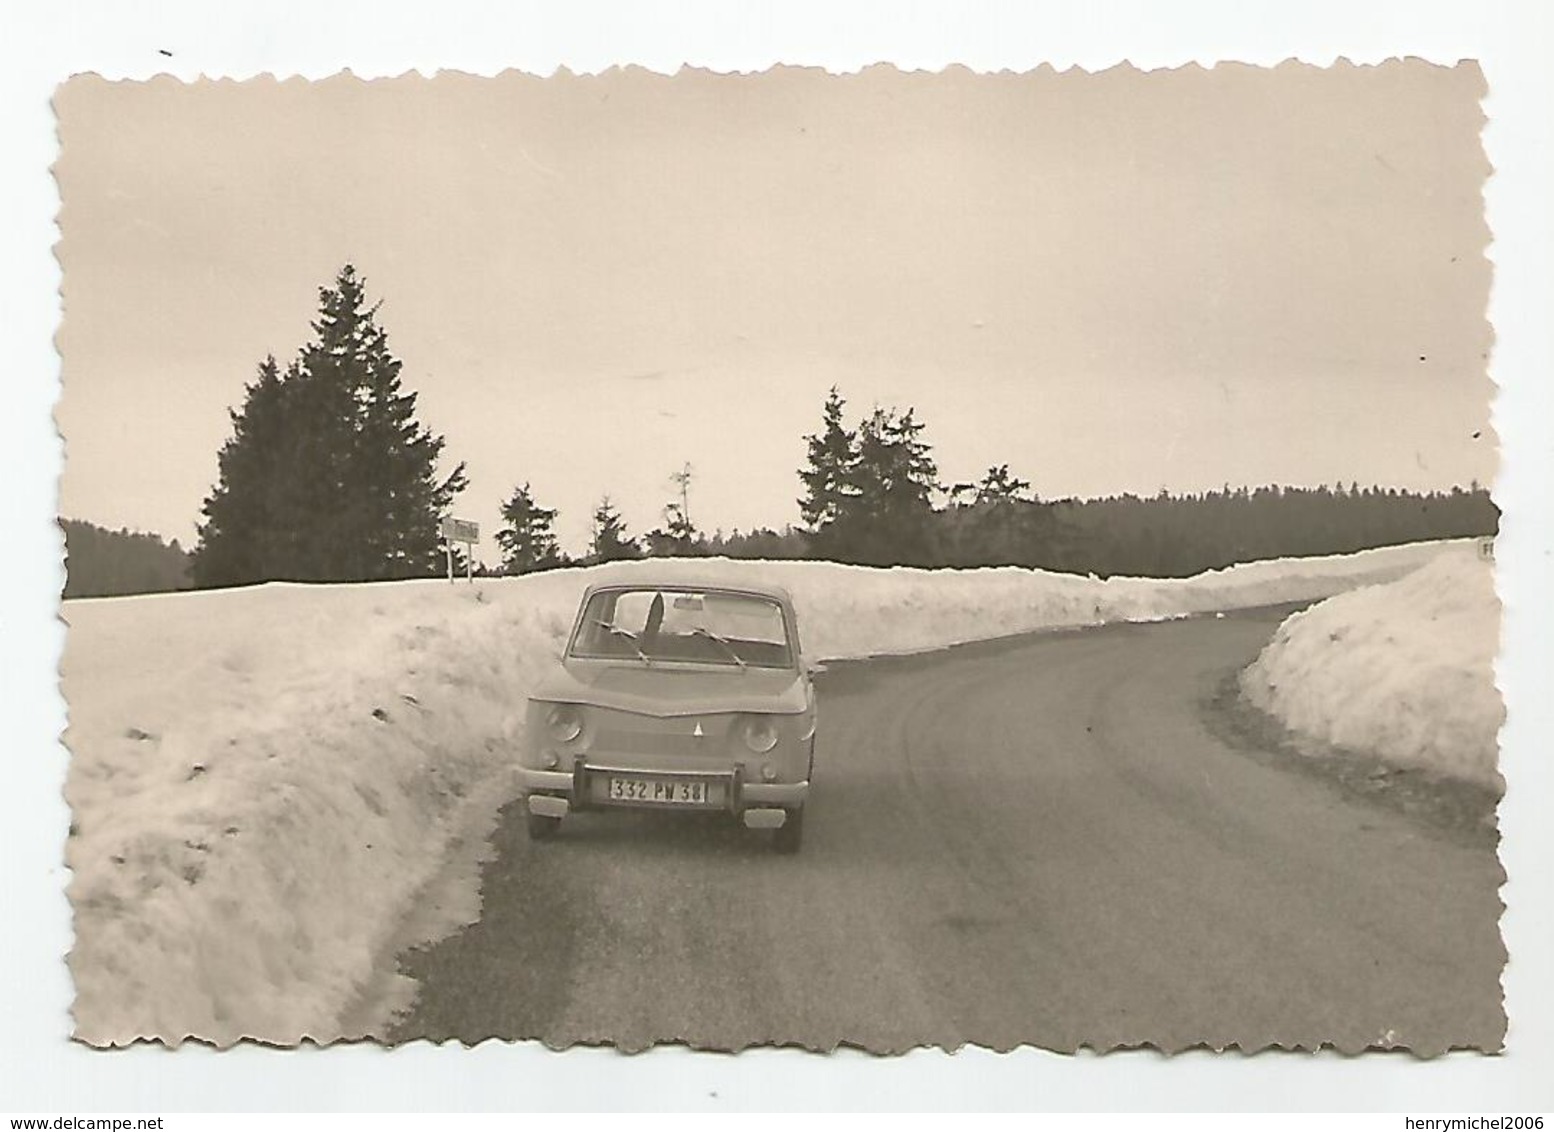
[3, 0, 1550, 1113]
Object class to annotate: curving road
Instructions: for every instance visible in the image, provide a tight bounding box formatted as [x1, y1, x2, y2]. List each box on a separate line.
[390, 607, 1505, 1054]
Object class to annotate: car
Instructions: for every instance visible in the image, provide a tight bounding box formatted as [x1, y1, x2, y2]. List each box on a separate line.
[517, 579, 818, 852]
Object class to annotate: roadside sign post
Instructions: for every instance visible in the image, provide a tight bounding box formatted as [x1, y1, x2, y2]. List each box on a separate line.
[439, 516, 480, 583]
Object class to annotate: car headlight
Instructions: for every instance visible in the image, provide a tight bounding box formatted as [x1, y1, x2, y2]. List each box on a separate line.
[547, 704, 583, 744]
[742, 715, 779, 753]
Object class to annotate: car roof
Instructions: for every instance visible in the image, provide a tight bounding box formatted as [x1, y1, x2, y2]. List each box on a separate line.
[578, 577, 795, 606]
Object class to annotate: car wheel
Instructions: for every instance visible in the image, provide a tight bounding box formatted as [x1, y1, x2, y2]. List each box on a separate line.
[526, 809, 561, 841]
[773, 806, 804, 854]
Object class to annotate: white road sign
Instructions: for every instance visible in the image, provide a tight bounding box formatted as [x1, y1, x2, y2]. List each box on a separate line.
[440, 516, 480, 543]
[440, 517, 479, 583]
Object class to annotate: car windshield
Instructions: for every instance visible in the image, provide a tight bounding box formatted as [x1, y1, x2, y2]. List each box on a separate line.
[570, 587, 795, 669]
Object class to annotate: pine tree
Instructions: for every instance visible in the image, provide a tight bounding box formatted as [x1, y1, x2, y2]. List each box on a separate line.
[644, 504, 696, 557]
[192, 265, 467, 586]
[797, 386, 861, 560]
[974, 464, 1032, 505]
[664, 502, 696, 545]
[496, 482, 563, 574]
[848, 405, 940, 566]
[590, 496, 641, 563]
[939, 464, 1047, 567]
[193, 355, 300, 587]
[297, 266, 467, 580]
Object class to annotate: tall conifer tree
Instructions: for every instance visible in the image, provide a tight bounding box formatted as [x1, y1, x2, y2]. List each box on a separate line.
[797, 386, 861, 560]
[496, 482, 563, 574]
[849, 405, 940, 565]
[193, 265, 466, 586]
[589, 496, 640, 563]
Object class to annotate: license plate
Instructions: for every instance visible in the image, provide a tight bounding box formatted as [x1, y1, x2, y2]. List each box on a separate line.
[605, 776, 714, 806]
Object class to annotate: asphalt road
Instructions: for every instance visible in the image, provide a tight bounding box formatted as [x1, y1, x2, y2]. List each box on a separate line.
[391, 608, 1505, 1054]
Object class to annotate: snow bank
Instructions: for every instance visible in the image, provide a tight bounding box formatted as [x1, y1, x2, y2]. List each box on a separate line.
[1239, 549, 1501, 787]
[63, 582, 575, 1046]
[574, 538, 1460, 661]
[61, 539, 1472, 1044]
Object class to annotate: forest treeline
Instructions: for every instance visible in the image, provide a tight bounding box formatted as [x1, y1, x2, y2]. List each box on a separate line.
[555, 384, 1497, 578]
[64, 266, 1498, 595]
[61, 520, 193, 598]
[65, 480, 1497, 597]
[669, 482, 1497, 579]
[1030, 483, 1496, 578]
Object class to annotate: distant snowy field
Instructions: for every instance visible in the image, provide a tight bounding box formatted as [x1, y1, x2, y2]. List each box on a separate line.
[62, 540, 1470, 1046]
[1241, 548, 1502, 788]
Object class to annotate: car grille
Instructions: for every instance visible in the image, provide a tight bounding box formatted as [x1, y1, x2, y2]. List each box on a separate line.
[591, 729, 713, 757]
[587, 712, 737, 759]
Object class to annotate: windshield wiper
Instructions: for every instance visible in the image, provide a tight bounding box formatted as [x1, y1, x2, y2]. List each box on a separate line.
[690, 626, 747, 670]
[593, 619, 652, 665]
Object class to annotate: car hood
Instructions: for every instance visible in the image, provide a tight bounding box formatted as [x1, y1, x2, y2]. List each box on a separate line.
[532, 659, 809, 717]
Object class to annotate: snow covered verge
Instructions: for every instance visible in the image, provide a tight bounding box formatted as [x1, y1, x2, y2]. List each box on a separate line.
[1239, 547, 1502, 789]
[61, 539, 1471, 1045]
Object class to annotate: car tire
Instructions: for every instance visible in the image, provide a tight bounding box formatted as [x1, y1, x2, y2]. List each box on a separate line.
[773, 806, 804, 854]
[526, 809, 561, 841]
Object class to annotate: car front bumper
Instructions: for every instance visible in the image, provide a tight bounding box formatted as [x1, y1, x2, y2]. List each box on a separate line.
[517, 763, 809, 825]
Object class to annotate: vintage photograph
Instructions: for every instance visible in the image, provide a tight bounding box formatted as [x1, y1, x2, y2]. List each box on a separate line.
[54, 61, 1502, 1054]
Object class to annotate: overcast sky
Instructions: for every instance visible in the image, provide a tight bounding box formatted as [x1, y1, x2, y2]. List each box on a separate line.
[55, 62, 1492, 557]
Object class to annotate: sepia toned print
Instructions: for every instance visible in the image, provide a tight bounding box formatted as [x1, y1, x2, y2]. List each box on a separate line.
[55, 61, 1501, 1053]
